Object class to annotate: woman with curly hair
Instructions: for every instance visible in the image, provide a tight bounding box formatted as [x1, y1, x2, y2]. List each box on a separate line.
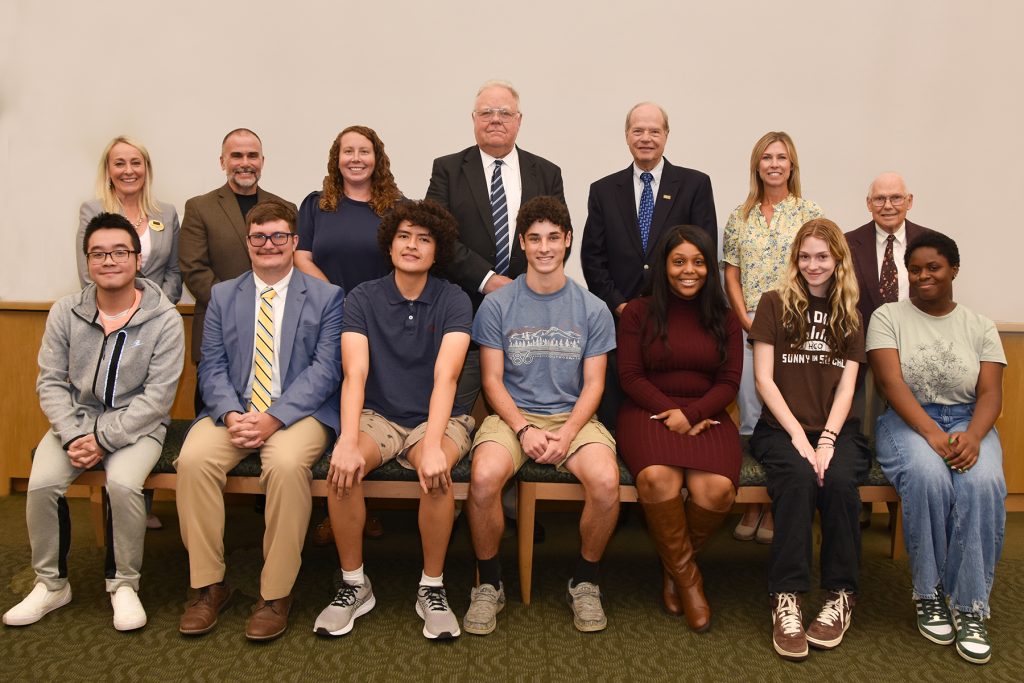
[748, 218, 870, 661]
[295, 125, 403, 292]
[297, 126, 403, 543]
[616, 224, 742, 632]
[869, 232, 1006, 665]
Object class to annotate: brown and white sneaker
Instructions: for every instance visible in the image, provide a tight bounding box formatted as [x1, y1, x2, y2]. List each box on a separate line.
[806, 589, 856, 650]
[771, 592, 809, 661]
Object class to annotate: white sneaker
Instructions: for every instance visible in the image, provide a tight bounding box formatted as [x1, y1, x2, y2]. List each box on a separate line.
[2, 583, 72, 626]
[110, 586, 147, 631]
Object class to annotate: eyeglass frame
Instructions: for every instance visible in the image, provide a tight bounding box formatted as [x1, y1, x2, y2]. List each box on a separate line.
[868, 194, 911, 208]
[472, 107, 521, 122]
[86, 249, 137, 264]
[246, 231, 295, 247]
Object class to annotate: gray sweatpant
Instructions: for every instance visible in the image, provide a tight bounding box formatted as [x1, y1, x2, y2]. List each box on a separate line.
[27, 432, 162, 592]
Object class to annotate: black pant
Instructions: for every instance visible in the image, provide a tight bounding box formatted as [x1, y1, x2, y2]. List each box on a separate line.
[751, 418, 870, 594]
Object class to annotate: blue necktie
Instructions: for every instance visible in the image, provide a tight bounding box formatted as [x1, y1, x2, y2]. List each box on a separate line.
[491, 160, 510, 275]
[638, 171, 654, 253]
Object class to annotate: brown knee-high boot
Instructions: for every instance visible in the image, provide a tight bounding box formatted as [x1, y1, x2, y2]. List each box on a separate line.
[642, 497, 711, 632]
[686, 498, 730, 554]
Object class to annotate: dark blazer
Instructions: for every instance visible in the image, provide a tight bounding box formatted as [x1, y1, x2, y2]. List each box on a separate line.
[178, 183, 295, 360]
[846, 219, 932, 330]
[426, 145, 564, 308]
[197, 269, 344, 435]
[580, 159, 717, 312]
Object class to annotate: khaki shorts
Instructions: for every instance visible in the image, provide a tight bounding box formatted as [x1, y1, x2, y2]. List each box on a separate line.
[471, 412, 616, 474]
[359, 410, 475, 469]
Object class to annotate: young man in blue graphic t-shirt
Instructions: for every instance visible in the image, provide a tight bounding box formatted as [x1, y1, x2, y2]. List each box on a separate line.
[464, 196, 619, 635]
[315, 200, 473, 641]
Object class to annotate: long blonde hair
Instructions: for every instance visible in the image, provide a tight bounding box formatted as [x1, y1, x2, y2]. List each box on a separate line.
[94, 136, 161, 216]
[740, 131, 802, 220]
[778, 218, 860, 357]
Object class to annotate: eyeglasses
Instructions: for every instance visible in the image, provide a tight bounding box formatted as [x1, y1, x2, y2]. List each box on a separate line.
[869, 194, 908, 208]
[473, 108, 520, 122]
[246, 232, 294, 246]
[87, 249, 136, 264]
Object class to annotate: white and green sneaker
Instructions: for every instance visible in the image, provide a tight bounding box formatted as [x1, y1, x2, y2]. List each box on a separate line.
[567, 580, 607, 632]
[952, 609, 992, 665]
[416, 585, 460, 640]
[915, 594, 955, 645]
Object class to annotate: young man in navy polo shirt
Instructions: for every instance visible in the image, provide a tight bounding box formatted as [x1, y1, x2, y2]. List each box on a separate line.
[315, 200, 473, 640]
[464, 196, 619, 635]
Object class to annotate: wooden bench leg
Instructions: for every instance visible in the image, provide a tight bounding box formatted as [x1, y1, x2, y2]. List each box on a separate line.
[90, 486, 106, 547]
[517, 483, 538, 605]
[890, 499, 906, 560]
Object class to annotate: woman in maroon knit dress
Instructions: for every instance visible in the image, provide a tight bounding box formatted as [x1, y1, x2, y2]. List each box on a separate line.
[617, 224, 742, 632]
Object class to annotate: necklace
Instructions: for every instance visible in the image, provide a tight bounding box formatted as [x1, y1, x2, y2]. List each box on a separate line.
[121, 205, 146, 229]
[98, 306, 133, 320]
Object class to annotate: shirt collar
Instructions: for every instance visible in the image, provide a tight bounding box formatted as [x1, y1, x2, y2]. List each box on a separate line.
[633, 157, 665, 183]
[382, 271, 438, 305]
[874, 222, 907, 244]
[253, 266, 294, 297]
[480, 146, 520, 173]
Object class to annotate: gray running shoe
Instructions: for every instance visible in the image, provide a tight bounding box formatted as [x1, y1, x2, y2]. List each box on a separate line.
[952, 609, 992, 664]
[566, 580, 607, 632]
[314, 577, 376, 636]
[416, 585, 460, 640]
[463, 582, 506, 635]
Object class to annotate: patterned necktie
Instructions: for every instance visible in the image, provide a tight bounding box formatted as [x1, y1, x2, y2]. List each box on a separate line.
[490, 159, 510, 275]
[879, 234, 898, 303]
[638, 171, 654, 253]
[250, 287, 277, 412]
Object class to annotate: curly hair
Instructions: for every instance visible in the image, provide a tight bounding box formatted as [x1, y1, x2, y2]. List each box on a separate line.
[740, 131, 803, 220]
[515, 196, 573, 262]
[777, 218, 861, 358]
[642, 225, 730, 364]
[319, 126, 402, 216]
[376, 199, 459, 271]
[905, 230, 959, 268]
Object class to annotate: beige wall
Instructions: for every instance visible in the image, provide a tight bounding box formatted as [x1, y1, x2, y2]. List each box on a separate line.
[1, 1, 1022, 321]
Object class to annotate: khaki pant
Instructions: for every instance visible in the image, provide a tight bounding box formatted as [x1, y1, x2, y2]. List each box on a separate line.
[174, 416, 328, 600]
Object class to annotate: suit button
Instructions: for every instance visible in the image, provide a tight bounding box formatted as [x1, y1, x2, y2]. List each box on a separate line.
[643, 264, 650, 271]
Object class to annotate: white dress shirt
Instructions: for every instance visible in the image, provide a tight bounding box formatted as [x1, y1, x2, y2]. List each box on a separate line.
[633, 158, 665, 214]
[478, 146, 522, 292]
[246, 267, 293, 403]
[875, 222, 909, 302]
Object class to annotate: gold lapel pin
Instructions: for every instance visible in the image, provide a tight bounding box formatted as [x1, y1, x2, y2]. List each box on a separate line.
[149, 220, 165, 232]
[662, 194, 671, 200]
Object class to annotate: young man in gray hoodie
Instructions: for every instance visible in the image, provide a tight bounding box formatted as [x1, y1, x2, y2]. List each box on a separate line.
[3, 213, 184, 632]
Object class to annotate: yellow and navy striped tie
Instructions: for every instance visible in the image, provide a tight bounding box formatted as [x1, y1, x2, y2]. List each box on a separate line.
[250, 287, 277, 412]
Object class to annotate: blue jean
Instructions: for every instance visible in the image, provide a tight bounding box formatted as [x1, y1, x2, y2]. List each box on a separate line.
[874, 404, 1006, 617]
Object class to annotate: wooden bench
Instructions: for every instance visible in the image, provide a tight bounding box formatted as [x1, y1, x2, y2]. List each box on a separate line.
[72, 421, 903, 607]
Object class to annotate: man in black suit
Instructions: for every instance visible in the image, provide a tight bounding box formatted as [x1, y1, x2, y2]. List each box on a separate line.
[581, 102, 717, 317]
[426, 80, 565, 410]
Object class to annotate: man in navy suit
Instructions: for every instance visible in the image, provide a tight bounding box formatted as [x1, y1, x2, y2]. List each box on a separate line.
[426, 80, 565, 410]
[580, 102, 717, 425]
[175, 200, 343, 641]
[581, 102, 717, 317]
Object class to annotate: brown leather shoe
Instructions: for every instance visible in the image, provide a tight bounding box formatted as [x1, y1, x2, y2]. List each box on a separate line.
[245, 594, 293, 641]
[311, 515, 334, 547]
[642, 497, 711, 632]
[179, 583, 233, 635]
[364, 515, 384, 539]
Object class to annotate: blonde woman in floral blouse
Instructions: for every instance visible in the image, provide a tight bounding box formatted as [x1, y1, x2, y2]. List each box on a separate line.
[722, 131, 822, 543]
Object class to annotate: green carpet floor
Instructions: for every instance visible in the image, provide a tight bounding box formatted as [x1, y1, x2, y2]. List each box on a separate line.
[0, 495, 1021, 682]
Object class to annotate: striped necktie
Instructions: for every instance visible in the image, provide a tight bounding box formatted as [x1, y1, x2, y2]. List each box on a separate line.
[491, 159, 510, 275]
[250, 287, 277, 412]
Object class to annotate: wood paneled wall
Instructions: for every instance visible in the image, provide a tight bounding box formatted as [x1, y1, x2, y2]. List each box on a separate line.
[1, 303, 1021, 504]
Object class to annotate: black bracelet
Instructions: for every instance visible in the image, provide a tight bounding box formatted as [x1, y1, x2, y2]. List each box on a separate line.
[822, 427, 840, 438]
[516, 424, 536, 441]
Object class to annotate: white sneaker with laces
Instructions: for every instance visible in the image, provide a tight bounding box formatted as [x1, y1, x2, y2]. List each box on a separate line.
[415, 585, 460, 640]
[110, 586, 147, 631]
[2, 583, 72, 626]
